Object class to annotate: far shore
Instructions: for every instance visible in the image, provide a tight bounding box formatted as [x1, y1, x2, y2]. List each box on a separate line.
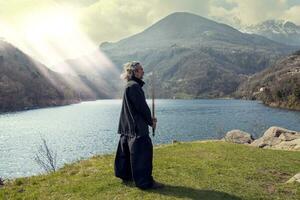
[0, 97, 265, 115]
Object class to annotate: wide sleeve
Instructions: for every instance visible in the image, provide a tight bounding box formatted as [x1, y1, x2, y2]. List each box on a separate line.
[127, 84, 153, 126]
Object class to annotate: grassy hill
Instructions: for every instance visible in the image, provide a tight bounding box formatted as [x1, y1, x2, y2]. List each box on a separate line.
[1, 141, 299, 200]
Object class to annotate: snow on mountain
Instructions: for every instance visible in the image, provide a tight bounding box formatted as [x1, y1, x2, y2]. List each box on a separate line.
[242, 20, 300, 46]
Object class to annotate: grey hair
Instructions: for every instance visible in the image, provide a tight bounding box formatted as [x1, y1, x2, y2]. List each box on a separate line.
[120, 61, 141, 80]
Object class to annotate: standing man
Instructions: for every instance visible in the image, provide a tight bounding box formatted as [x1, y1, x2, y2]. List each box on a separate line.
[115, 61, 164, 190]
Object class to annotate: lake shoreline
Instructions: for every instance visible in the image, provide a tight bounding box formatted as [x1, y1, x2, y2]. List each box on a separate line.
[1, 99, 300, 179]
[3, 96, 299, 115]
[0, 97, 257, 115]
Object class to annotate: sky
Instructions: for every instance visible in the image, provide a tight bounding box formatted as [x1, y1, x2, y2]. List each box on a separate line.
[0, 0, 300, 67]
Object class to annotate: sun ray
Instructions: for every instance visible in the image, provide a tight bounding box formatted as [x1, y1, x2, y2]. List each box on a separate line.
[1, 4, 121, 100]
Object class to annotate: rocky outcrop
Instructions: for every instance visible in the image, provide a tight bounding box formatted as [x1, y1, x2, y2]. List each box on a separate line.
[250, 126, 300, 150]
[223, 130, 254, 144]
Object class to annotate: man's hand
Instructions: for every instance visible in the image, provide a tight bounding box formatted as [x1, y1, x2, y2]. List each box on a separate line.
[152, 117, 157, 130]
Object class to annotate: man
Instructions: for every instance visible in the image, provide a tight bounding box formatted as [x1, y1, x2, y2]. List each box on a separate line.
[114, 61, 164, 190]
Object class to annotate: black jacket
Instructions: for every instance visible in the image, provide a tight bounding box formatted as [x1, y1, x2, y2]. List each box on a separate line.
[118, 76, 153, 136]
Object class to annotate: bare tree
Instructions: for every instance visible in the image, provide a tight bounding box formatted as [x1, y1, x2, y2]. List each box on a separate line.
[34, 138, 57, 173]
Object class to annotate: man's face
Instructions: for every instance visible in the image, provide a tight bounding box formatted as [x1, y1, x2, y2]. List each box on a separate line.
[134, 65, 144, 79]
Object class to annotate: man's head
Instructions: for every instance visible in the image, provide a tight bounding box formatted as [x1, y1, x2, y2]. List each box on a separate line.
[121, 61, 144, 80]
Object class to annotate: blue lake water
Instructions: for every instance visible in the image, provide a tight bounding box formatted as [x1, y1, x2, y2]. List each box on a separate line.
[0, 99, 300, 179]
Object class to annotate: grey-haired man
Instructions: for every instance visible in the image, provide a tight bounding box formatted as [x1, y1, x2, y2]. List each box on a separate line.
[114, 61, 164, 189]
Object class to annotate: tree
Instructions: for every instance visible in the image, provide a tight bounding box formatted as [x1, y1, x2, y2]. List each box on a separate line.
[34, 138, 57, 173]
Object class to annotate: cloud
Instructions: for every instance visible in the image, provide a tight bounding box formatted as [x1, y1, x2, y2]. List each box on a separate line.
[282, 5, 300, 24]
[209, 0, 291, 26]
[0, 1, 54, 21]
[208, 3, 242, 28]
[79, 0, 152, 43]
[77, 0, 300, 43]
[53, 0, 99, 7]
[1, 0, 300, 58]
[79, 0, 211, 43]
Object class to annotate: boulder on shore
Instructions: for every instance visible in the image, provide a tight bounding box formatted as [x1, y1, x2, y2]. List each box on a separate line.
[223, 130, 254, 144]
[250, 126, 300, 150]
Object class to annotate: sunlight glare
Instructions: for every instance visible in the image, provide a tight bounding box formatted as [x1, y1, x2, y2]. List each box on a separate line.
[1, 5, 120, 99]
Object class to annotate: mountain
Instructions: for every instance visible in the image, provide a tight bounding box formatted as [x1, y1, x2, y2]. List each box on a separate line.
[99, 12, 297, 98]
[0, 39, 78, 112]
[235, 51, 300, 110]
[0, 40, 112, 113]
[243, 20, 300, 46]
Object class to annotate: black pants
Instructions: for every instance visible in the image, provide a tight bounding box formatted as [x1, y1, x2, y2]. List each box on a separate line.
[114, 134, 154, 189]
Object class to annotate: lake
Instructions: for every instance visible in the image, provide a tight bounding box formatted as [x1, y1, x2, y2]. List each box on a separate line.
[1, 99, 300, 179]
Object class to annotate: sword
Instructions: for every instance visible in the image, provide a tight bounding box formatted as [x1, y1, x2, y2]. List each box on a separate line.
[152, 72, 155, 136]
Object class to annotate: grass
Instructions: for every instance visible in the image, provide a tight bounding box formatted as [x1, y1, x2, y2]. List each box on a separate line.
[0, 140, 299, 200]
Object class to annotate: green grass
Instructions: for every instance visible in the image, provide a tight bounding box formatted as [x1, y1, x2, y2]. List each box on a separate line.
[1, 141, 299, 200]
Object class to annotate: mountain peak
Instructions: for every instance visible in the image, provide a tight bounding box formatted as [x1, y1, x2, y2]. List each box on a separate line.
[163, 11, 208, 20]
[245, 19, 299, 31]
[102, 12, 251, 51]
[242, 19, 300, 46]
[259, 19, 298, 28]
[283, 21, 298, 29]
[146, 11, 227, 32]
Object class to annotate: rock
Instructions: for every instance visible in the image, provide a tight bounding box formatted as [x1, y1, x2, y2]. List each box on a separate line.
[263, 126, 297, 138]
[286, 173, 300, 183]
[223, 130, 254, 144]
[250, 126, 300, 150]
[274, 139, 300, 150]
[279, 132, 300, 141]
